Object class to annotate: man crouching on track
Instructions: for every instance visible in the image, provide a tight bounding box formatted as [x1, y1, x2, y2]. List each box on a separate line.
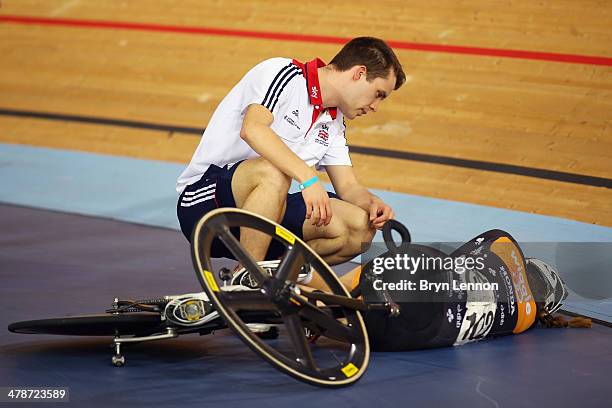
[177, 37, 405, 266]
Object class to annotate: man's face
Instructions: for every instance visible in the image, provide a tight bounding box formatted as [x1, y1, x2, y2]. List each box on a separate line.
[340, 67, 396, 120]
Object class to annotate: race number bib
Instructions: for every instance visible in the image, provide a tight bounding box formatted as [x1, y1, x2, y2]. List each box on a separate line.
[454, 301, 497, 345]
[454, 270, 497, 345]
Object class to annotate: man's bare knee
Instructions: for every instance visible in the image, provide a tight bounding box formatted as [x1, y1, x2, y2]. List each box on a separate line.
[345, 208, 375, 255]
[303, 200, 375, 262]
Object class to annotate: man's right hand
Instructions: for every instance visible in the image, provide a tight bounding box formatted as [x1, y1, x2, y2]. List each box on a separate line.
[301, 181, 332, 227]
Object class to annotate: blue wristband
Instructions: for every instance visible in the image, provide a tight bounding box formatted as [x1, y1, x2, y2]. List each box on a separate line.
[299, 175, 319, 191]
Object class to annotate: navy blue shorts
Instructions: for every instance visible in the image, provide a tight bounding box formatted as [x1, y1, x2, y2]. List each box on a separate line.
[177, 161, 339, 260]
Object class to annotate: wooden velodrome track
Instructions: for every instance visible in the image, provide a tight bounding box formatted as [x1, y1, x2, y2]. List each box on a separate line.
[1, 1, 611, 226]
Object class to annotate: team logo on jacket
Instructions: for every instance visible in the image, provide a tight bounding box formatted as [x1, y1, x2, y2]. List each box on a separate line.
[315, 126, 329, 147]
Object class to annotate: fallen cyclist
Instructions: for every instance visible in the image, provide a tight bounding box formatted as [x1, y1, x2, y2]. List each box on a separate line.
[229, 225, 591, 351]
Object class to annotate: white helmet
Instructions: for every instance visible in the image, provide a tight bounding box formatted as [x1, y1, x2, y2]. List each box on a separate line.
[526, 258, 569, 314]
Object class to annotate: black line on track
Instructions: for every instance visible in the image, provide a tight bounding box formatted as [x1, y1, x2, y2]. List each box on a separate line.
[1, 107, 610, 189]
[0, 108, 202, 134]
[348, 146, 612, 188]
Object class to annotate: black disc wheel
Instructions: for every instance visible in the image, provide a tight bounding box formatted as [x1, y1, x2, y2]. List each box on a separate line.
[191, 208, 369, 388]
[8, 313, 164, 336]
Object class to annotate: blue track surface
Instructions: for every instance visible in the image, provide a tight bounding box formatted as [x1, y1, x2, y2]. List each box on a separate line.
[1, 204, 609, 408]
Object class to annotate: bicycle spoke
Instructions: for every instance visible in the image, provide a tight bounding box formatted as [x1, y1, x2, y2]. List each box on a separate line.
[275, 245, 305, 283]
[281, 311, 317, 371]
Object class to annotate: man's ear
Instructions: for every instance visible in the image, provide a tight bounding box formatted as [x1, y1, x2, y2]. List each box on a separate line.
[352, 65, 367, 81]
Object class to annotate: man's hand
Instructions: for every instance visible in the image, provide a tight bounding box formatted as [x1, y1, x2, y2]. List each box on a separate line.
[325, 165, 395, 229]
[302, 182, 332, 227]
[368, 197, 394, 229]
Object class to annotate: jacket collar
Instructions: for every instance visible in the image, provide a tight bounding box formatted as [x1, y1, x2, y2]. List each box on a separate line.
[292, 58, 338, 120]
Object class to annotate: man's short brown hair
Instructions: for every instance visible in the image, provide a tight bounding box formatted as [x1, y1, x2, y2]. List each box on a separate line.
[329, 37, 405, 90]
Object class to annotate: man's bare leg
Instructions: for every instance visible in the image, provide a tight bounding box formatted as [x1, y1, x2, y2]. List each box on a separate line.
[304, 199, 375, 265]
[231, 158, 291, 261]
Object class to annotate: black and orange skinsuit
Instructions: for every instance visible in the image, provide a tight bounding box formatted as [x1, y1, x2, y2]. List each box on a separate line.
[357, 230, 540, 351]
